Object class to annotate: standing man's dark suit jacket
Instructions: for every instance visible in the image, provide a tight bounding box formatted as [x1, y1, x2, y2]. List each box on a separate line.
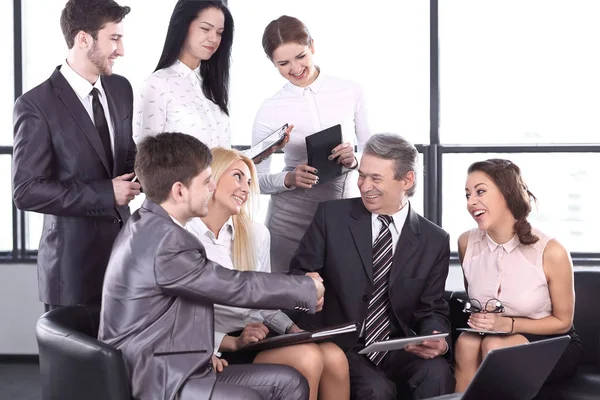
[290, 197, 452, 351]
[12, 66, 136, 306]
[99, 200, 317, 400]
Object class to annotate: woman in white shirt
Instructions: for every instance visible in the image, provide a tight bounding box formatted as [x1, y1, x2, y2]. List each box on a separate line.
[133, 1, 232, 147]
[253, 16, 372, 273]
[187, 147, 350, 400]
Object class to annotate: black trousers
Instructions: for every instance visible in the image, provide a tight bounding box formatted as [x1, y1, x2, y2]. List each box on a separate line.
[347, 348, 455, 400]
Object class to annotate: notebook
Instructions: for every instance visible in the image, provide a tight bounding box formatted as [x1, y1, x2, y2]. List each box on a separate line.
[244, 123, 288, 160]
[305, 124, 343, 184]
[238, 322, 357, 352]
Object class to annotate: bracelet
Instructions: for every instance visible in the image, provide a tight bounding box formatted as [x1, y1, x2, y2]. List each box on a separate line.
[509, 317, 515, 334]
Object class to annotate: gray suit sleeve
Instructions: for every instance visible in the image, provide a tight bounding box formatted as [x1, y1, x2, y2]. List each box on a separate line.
[154, 229, 317, 313]
[12, 96, 115, 217]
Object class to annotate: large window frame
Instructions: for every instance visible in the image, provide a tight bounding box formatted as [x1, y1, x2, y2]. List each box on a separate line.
[5, 0, 599, 265]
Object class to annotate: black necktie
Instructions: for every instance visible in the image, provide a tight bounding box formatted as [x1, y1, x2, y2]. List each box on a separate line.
[365, 214, 394, 365]
[90, 88, 113, 173]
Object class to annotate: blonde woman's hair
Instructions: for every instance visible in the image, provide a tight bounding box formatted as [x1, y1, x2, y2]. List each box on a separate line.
[209, 147, 260, 271]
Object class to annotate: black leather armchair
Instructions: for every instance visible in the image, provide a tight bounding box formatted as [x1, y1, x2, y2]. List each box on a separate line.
[535, 270, 600, 400]
[36, 305, 131, 400]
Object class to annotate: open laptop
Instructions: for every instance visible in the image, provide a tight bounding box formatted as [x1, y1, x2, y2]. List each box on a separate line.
[427, 335, 570, 400]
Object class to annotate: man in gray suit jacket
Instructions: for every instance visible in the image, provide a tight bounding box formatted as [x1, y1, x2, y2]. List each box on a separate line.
[12, 0, 140, 310]
[99, 132, 324, 400]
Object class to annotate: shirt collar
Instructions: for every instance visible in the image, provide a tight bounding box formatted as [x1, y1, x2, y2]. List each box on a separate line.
[285, 66, 325, 96]
[187, 217, 235, 241]
[485, 232, 520, 253]
[60, 60, 104, 100]
[171, 59, 201, 80]
[169, 215, 186, 228]
[371, 201, 410, 234]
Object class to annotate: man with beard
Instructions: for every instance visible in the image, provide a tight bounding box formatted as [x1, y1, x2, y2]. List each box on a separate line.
[12, 0, 139, 311]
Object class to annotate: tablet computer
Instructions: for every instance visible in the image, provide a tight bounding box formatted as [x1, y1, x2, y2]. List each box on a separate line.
[245, 123, 288, 160]
[456, 328, 511, 336]
[358, 333, 448, 354]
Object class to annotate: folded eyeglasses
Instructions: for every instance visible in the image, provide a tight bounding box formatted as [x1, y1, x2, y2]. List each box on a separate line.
[457, 298, 505, 314]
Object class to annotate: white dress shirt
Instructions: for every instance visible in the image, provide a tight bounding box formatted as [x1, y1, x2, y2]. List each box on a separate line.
[186, 217, 294, 355]
[371, 202, 411, 253]
[133, 59, 231, 148]
[253, 71, 371, 194]
[60, 61, 115, 153]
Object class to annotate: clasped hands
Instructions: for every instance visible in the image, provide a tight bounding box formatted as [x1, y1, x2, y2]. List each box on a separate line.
[467, 310, 511, 332]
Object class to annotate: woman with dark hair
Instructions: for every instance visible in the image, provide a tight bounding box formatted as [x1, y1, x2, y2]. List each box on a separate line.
[133, 0, 233, 147]
[454, 158, 582, 392]
[253, 15, 372, 272]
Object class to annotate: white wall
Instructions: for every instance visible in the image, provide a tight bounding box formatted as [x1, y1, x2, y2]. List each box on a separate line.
[0, 263, 44, 355]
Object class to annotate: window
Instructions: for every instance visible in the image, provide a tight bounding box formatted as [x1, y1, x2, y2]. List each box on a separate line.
[0, 0, 13, 146]
[227, 0, 430, 146]
[442, 152, 599, 253]
[439, 0, 600, 145]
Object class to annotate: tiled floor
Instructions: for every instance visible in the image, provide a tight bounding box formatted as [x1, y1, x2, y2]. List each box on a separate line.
[0, 361, 40, 400]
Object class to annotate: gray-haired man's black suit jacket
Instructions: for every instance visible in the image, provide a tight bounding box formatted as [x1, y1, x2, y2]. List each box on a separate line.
[12, 66, 136, 306]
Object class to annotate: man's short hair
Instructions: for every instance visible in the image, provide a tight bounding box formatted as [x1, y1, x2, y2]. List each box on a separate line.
[363, 133, 419, 197]
[135, 133, 213, 204]
[60, 0, 131, 48]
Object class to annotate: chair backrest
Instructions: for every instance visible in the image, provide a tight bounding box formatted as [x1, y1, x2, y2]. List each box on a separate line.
[448, 290, 469, 346]
[573, 270, 600, 366]
[36, 305, 131, 400]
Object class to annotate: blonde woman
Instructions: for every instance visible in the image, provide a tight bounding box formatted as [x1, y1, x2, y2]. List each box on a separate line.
[186, 147, 350, 400]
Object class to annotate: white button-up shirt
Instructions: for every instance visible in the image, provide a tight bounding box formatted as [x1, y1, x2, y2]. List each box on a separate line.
[371, 202, 411, 253]
[60, 61, 115, 153]
[133, 59, 231, 148]
[252, 71, 371, 194]
[186, 217, 294, 354]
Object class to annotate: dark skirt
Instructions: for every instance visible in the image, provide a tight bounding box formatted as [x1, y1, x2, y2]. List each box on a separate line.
[522, 328, 583, 384]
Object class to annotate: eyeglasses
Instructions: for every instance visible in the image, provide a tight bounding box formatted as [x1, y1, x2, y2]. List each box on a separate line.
[457, 298, 504, 314]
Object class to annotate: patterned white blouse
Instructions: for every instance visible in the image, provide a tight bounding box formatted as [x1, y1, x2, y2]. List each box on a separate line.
[133, 59, 231, 148]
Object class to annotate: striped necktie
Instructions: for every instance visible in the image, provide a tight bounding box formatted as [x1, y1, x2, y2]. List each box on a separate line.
[365, 214, 394, 365]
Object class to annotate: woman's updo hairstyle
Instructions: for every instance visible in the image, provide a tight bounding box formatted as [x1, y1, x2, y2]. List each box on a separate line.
[262, 15, 312, 60]
[468, 158, 538, 245]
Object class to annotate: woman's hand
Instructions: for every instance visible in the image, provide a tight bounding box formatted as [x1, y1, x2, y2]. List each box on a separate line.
[329, 142, 357, 169]
[286, 324, 304, 334]
[253, 124, 294, 164]
[468, 312, 512, 332]
[284, 164, 319, 189]
[234, 322, 270, 350]
[211, 355, 228, 373]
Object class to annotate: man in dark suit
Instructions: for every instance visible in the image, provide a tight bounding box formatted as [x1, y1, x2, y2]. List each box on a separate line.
[99, 132, 325, 400]
[290, 133, 455, 399]
[12, 0, 140, 310]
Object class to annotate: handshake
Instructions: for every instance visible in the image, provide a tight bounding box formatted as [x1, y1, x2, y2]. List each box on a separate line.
[307, 272, 325, 312]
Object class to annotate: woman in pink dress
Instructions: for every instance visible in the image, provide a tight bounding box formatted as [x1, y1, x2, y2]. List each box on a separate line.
[454, 158, 582, 392]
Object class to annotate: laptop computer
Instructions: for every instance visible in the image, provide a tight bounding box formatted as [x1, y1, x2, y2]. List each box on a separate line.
[427, 335, 570, 400]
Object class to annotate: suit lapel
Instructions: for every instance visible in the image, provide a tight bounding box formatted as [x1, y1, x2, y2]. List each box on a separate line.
[102, 76, 122, 177]
[389, 205, 421, 286]
[50, 67, 111, 175]
[349, 199, 374, 283]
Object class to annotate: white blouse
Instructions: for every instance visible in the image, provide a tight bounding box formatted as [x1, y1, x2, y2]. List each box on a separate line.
[133, 59, 231, 148]
[186, 217, 294, 355]
[252, 71, 371, 194]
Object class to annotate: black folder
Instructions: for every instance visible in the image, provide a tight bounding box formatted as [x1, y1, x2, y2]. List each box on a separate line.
[305, 124, 343, 184]
[238, 322, 357, 352]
